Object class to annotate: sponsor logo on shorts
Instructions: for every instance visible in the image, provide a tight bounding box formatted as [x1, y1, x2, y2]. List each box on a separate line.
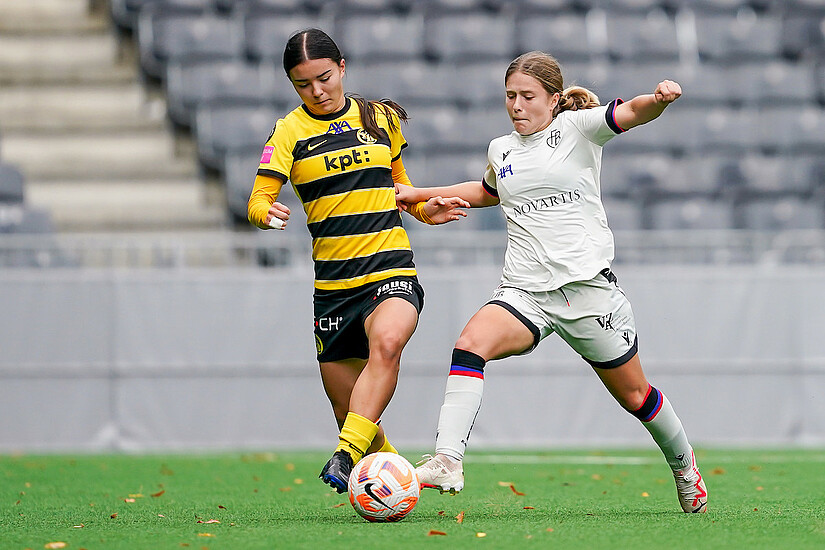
[316, 316, 343, 331]
[375, 280, 413, 298]
[315, 334, 324, 354]
[596, 312, 615, 331]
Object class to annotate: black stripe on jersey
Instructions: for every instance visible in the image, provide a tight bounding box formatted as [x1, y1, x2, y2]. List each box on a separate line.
[295, 167, 393, 203]
[605, 98, 626, 134]
[257, 168, 287, 181]
[308, 210, 402, 239]
[314, 249, 415, 282]
[391, 142, 408, 162]
[482, 178, 499, 197]
[292, 129, 391, 159]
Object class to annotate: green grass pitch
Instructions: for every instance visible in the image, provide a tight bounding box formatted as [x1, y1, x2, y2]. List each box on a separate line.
[2, 449, 824, 549]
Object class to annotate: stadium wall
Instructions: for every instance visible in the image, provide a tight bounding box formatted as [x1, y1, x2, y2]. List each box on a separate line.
[1, 264, 823, 451]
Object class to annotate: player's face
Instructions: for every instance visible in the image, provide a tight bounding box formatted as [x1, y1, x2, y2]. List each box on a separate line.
[289, 58, 346, 116]
[505, 71, 559, 136]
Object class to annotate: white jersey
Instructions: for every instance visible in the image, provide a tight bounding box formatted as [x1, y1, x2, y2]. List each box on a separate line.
[483, 99, 625, 291]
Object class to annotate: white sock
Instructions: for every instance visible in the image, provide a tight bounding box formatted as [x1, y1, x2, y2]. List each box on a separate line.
[434, 349, 486, 462]
[632, 386, 693, 471]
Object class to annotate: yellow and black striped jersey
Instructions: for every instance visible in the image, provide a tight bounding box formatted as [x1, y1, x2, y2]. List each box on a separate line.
[253, 97, 416, 291]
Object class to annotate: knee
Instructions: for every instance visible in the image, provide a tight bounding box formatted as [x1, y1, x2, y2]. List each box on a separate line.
[369, 331, 405, 367]
[619, 384, 652, 412]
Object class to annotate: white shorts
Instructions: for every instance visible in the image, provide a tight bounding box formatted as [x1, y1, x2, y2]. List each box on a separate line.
[488, 269, 638, 368]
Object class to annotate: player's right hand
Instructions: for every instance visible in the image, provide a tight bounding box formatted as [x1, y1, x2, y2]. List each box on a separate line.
[266, 202, 290, 230]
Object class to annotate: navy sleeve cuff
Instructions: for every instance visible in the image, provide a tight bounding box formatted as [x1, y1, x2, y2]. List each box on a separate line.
[605, 98, 626, 134]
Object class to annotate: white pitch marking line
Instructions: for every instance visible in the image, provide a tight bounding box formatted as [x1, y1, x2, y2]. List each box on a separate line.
[465, 454, 825, 465]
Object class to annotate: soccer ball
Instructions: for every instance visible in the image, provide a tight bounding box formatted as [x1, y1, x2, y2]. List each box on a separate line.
[348, 452, 420, 522]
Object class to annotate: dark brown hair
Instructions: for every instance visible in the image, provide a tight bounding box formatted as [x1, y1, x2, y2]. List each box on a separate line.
[283, 28, 408, 139]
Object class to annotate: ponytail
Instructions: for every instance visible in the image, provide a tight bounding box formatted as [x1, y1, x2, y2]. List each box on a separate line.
[554, 86, 601, 117]
[348, 94, 409, 140]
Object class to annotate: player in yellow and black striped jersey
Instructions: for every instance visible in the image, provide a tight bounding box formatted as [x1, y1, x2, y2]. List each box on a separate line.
[254, 95, 416, 291]
[247, 28, 469, 495]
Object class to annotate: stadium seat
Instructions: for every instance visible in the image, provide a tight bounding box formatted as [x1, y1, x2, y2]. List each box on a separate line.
[694, 12, 782, 62]
[137, 5, 244, 80]
[0, 164, 25, 204]
[605, 11, 680, 62]
[453, 60, 511, 107]
[601, 195, 643, 230]
[111, 0, 214, 32]
[780, 15, 825, 60]
[165, 59, 288, 129]
[648, 197, 735, 230]
[608, 104, 699, 155]
[583, 0, 668, 12]
[740, 197, 824, 230]
[733, 61, 817, 106]
[195, 102, 279, 170]
[668, 0, 772, 13]
[337, 13, 425, 61]
[516, 13, 593, 62]
[241, 10, 331, 62]
[424, 12, 516, 62]
[757, 105, 825, 154]
[694, 107, 759, 154]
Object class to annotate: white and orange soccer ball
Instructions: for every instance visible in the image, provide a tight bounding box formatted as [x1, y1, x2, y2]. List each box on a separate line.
[348, 452, 420, 522]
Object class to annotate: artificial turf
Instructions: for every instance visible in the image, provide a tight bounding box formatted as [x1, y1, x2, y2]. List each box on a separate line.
[2, 449, 824, 549]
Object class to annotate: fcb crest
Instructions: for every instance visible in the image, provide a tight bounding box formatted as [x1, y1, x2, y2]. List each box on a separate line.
[357, 129, 377, 145]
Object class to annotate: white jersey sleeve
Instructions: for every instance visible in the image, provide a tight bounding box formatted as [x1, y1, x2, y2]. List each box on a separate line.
[568, 99, 626, 146]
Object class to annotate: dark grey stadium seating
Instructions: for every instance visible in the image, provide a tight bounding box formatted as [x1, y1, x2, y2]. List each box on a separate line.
[111, 0, 825, 230]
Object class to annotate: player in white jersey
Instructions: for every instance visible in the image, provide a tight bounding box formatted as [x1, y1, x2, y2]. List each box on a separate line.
[396, 51, 707, 513]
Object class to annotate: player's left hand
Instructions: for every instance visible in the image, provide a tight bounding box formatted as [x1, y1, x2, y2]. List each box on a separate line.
[654, 80, 681, 104]
[423, 196, 470, 224]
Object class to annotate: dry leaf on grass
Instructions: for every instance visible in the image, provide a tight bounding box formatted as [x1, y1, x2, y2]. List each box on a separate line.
[151, 490, 165, 498]
[711, 467, 726, 475]
[524, 506, 535, 510]
[332, 503, 346, 508]
[44, 543, 67, 549]
[72, 524, 84, 528]
[197, 533, 215, 537]
[197, 519, 220, 524]
[427, 530, 447, 536]
[641, 492, 650, 497]
[476, 532, 487, 538]
[124, 498, 136, 503]
[218, 505, 226, 509]
[455, 511, 465, 523]
[110, 513, 118, 519]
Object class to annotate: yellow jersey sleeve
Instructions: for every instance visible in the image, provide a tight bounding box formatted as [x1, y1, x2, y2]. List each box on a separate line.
[257, 118, 293, 182]
[391, 157, 433, 225]
[248, 174, 285, 229]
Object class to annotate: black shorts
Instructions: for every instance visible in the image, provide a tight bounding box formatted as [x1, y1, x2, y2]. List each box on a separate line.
[313, 276, 424, 363]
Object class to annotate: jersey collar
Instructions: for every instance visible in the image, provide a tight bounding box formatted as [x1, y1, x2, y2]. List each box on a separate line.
[301, 97, 352, 121]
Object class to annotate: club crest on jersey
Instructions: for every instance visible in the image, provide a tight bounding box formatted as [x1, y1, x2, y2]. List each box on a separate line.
[546, 129, 561, 148]
[498, 164, 513, 180]
[327, 121, 352, 134]
[356, 129, 377, 145]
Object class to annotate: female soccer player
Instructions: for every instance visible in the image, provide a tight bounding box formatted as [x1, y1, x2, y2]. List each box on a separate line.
[396, 51, 707, 513]
[248, 28, 468, 494]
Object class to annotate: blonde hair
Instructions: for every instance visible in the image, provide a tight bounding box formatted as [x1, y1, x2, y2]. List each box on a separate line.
[505, 51, 600, 117]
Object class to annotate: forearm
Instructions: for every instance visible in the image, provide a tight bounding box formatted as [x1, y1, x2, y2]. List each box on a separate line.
[614, 94, 669, 130]
[412, 181, 494, 208]
[248, 174, 284, 229]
